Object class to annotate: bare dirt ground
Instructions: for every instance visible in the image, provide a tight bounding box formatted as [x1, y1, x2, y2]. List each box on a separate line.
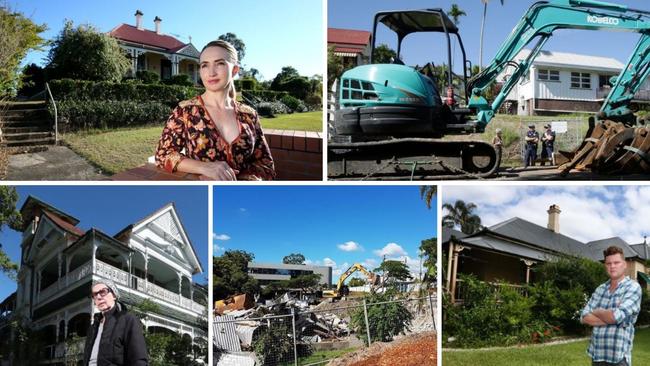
[327, 331, 436, 366]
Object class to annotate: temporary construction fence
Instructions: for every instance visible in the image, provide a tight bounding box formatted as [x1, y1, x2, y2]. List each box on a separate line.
[213, 293, 437, 366]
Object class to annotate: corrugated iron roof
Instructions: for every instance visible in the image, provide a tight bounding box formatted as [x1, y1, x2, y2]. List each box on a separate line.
[515, 49, 625, 72]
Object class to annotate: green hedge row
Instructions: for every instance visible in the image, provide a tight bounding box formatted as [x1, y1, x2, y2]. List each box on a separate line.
[51, 100, 170, 130]
[49, 78, 202, 107]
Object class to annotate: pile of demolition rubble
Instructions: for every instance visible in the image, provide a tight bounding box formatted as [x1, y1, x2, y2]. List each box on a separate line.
[214, 293, 358, 366]
[559, 120, 650, 175]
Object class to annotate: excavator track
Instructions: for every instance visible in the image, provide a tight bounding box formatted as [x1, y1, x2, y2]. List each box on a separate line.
[328, 138, 500, 180]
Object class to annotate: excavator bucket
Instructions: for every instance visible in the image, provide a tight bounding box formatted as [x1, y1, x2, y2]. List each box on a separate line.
[560, 120, 650, 175]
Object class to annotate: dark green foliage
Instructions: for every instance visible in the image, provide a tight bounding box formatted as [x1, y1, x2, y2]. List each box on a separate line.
[327, 46, 344, 89]
[218, 32, 246, 62]
[243, 90, 289, 102]
[164, 74, 194, 87]
[0, 186, 21, 280]
[48, 78, 200, 107]
[136, 70, 160, 84]
[350, 292, 413, 345]
[282, 253, 306, 265]
[280, 94, 307, 113]
[213, 250, 260, 300]
[270, 66, 310, 100]
[348, 278, 367, 287]
[18, 63, 45, 97]
[372, 44, 397, 64]
[238, 77, 257, 91]
[638, 288, 650, 325]
[252, 320, 294, 365]
[46, 21, 130, 82]
[51, 99, 170, 130]
[442, 200, 482, 234]
[375, 260, 412, 283]
[146, 331, 201, 366]
[419, 237, 436, 286]
[534, 256, 607, 295]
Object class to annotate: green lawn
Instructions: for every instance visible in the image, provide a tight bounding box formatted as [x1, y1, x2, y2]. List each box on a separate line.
[443, 328, 650, 366]
[260, 111, 322, 132]
[62, 111, 323, 174]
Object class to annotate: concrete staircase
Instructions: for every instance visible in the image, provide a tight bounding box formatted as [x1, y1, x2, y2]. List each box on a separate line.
[0, 101, 55, 147]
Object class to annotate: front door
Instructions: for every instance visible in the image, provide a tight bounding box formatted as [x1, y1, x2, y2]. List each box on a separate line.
[161, 59, 172, 80]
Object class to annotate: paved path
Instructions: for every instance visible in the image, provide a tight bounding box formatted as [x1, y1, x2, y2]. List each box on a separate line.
[6, 146, 106, 180]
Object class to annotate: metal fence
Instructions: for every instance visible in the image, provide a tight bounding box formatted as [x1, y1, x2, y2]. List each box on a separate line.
[513, 118, 588, 164]
[213, 293, 437, 366]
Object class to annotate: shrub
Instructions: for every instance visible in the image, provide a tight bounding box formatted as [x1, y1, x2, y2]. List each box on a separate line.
[48, 79, 201, 107]
[136, 70, 160, 84]
[280, 94, 307, 113]
[238, 77, 257, 91]
[257, 101, 290, 117]
[350, 291, 413, 345]
[252, 320, 294, 365]
[164, 74, 194, 87]
[534, 256, 607, 295]
[243, 90, 289, 102]
[638, 288, 650, 325]
[51, 99, 170, 130]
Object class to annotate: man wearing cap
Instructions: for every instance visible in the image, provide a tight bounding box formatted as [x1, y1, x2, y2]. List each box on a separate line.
[541, 124, 556, 165]
[581, 246, 642, 366]
[524, 124, 539, 168]
[83, 280, 148, 365]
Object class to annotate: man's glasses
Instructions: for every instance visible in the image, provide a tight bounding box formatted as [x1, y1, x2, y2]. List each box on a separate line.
[91, 287, 112, 299]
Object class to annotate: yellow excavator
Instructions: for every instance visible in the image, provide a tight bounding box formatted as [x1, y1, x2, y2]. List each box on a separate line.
[322, 263, 381, 299]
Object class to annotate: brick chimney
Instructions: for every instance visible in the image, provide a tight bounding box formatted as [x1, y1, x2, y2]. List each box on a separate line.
[154, 16, 162, 34]
[547, 204, 561, 233]
[135, 10, 143, 30]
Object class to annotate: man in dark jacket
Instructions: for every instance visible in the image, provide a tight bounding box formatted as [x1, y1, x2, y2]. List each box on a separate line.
[83, 280, 148, 366]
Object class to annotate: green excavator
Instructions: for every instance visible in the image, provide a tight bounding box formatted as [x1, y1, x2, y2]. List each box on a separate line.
[328, 0, 650, 179]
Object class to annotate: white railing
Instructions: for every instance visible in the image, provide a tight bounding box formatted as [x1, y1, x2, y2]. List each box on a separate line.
[96, 261, 129, 286]
[181, 297, 192, 309]
[38, 260, 92, 304]
[45, 82, 58, 144]
[193, 302, 205, 313]
[148, 282, 180, 304]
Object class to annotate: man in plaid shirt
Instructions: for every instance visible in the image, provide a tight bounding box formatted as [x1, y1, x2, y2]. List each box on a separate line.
[581, 246, 642, 366]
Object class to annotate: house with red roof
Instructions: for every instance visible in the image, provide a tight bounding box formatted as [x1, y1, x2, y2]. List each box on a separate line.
[328, 28, 372, 68]
[108, 10, 200, 84]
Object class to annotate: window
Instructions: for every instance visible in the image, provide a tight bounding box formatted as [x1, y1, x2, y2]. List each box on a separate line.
[571, 72, 591, 89]
[538, 69, 559, 81]
[599, 74, 614, 88]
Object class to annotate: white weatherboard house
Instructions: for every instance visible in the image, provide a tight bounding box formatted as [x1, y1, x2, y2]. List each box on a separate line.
[0, 196, 207, 364]
[503, 49, 650, 115]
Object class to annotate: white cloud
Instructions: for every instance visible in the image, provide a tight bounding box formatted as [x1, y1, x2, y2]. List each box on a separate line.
[213, 233, 231, 241]
[337, 241, 363, 252]
[362, 258, 378, 269]
[213, 243, 225, 254]
[374, 242, 408, 257]
[323, 257, 337, 267]
[239, 208, 247, 212]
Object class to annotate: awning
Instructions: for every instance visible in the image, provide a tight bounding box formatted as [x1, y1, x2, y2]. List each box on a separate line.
[638, 271, 650, 284]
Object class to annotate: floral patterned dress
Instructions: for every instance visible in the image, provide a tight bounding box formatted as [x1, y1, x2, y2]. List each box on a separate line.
[155, 96, 275, 180]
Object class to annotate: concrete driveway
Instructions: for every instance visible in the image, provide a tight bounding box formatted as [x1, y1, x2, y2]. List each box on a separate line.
[6, 145, 106, 180]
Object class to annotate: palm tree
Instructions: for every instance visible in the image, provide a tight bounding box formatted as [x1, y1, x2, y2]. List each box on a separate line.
[479, 0, 505, 70]
[420, 186, 437, 209]
[442, 200, 483, 234]
[448, 4, 467, 25]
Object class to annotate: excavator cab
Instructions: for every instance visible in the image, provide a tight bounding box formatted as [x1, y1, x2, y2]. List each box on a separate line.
[336, 8, 475, 138]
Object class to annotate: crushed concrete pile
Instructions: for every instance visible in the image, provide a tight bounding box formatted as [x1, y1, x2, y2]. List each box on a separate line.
[326, 331, 437, 366]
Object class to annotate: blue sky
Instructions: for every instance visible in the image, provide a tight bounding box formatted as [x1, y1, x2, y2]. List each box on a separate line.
[15, 0, 323, 80]
[329, 0, 648, 73]
[0, 186, 209, 301]
[213, 185, 437, 282]
[443, 185, 649, 245]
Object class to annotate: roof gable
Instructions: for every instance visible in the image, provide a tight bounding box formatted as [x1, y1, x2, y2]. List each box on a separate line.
[131, 203, 202, 274]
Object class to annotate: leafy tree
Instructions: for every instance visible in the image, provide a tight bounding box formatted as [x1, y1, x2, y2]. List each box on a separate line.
[0, 186, 22, 280]
[45, 20, 130, 82]
[270, 67, 310, 100]
[0, 5, 47, 96]
[419, 237, 436, 286]
[348, 277, 367, 287]
[442, 200, 482, 234]
[213, 250, 260, 300]
[375, 260, 412, 284]
[132, 298, 161, 321]
[286, 273, 321, 292]
[351, 291, 413, 345]
[283, 253, 305, 264]
[218, 32, 246, 62]
[18, 63, 45, 97]
[372, 44, 397, 64]
[327, 46, 344, 89]
[420, 186, 437, 209]
[251, 320, 295, 364]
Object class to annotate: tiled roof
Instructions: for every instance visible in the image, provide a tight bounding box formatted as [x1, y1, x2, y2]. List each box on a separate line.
[328, 28, 371, 46]
[108, 23, 186, 51]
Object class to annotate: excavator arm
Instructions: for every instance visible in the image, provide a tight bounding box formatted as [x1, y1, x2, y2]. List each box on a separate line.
[468, 0, 650, 128]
